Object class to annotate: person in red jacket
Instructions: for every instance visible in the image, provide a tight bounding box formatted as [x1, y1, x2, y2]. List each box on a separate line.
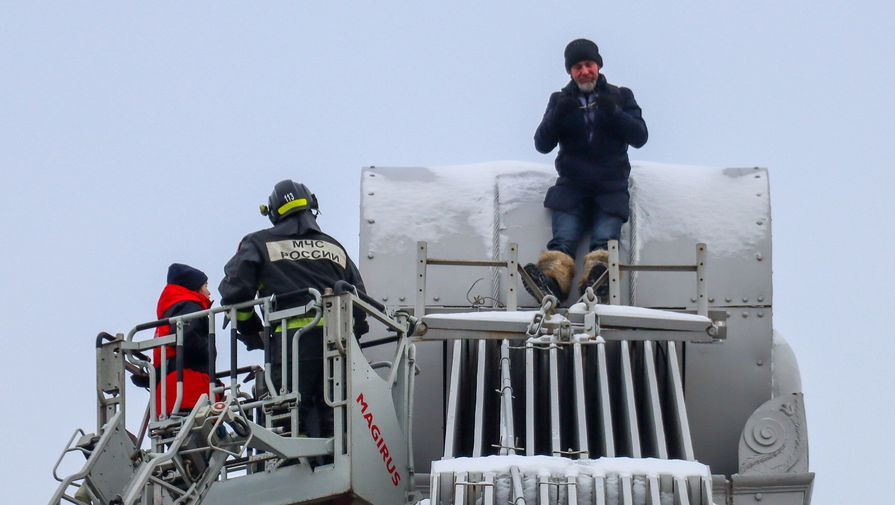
[154, 263, 214, 417]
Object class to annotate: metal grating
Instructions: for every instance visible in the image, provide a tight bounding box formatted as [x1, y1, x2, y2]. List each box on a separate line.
[434, 335, 711, 505]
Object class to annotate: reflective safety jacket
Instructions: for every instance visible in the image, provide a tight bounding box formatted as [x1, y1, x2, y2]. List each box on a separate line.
[153, 284, 214, 416]
[218, 214, 367, 351]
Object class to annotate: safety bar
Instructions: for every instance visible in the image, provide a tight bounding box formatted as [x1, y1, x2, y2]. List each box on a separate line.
[120, 285, 415, 432]
[122, 292, 324, 422]
[606, 240, 709, 316]
[416, 241, 520, 317]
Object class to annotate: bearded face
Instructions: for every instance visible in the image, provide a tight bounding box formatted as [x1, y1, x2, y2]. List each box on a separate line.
[570, 60, 600, 93]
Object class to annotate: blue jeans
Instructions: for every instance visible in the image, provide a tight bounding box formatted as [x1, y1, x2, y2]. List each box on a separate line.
[546, 209, 623, 257]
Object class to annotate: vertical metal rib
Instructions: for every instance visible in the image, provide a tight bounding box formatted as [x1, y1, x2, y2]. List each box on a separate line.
[642, 340, 668, 459]
[525, 344, 535, 456]
[454, 471, 467, 505]
[472, 339, 487, 456]
[619, 340, 641, 458]
[572, 343, 589, 459]
[415, 241, 427, 318]
[674, 476, 690, 505]
[608, 241, 622, 305]
[509, 466, 525, 505]
[596, 341, 615, 457]
[621, 475, 634, 505]
[499, 339, 516, 456]
[701, 476, 713, 505]
[567, 475, 578, 505]
[430, 473, 440, 505]
[483, 472, 495, 505]
[667, 342, 695, 460]
[647, 475, 661, 505]
[594, 475, 607, 505]
[442, 340, 463, 459]
[506, 243, 519, 311]
[549, 345, 561, 455]
[500, 340, 516, 456]
[695, 243, 707, 317]
[538, 475, 550, 504]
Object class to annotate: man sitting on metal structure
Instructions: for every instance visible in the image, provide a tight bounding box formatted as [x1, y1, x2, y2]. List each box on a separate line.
[219, 179, 368, 437]
[523, 38, 648, 302]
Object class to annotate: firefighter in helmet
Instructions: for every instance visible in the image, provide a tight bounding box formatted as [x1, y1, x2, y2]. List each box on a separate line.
[219, 179, 367, 437]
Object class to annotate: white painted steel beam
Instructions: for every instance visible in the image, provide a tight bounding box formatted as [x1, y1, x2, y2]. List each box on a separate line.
[473, 340, 487, 457]
[643, 340, 669, 459]
[668, 342, 695, 461]
[620, 340, 642, 458]
[572, 343, 589, 459]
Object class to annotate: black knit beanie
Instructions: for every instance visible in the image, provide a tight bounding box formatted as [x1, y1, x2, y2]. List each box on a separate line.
[564, 38, 603, 73]
[167, 263, 208, 291]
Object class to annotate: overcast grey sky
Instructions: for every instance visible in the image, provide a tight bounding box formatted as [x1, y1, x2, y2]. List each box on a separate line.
[2, 2, 893, 503]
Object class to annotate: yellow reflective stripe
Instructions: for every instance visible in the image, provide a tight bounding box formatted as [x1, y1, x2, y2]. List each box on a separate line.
[236, 309, 255, 321]
[277, 198, 308, 215]
[274, 316, 323, 332]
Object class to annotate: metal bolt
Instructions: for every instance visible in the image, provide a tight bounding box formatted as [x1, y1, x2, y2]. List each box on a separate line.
[433, 296, 440, 302]
[755, 253, 763, 261]
[756, 193, 762, 197]
[755, 493, 763, 501]
[725, 297, 732, 303]
[757, 296, 764, 302]
[368, 192, 374, 196]
[369, 173, 376, 177]
[367, 218, 375, 224]
[757, 360, 763, 366]
[708, 297, 715, 303]
[754, 174, 761, 179]
[367, 253, 374, 259]
[757, 312, 764, 318]
[756, 220, 763, 225]
[690, 297, 697, 302]
[742, 312, 749, 318]
[743, 297, 749, 303]
[399, 296, 405, 302]
[381, 296, 388, 302]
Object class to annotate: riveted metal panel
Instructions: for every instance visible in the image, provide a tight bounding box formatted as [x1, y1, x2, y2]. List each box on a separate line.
[626, 166, 772, 309]
[360, 166, 496, 310]
[686, 311, 773, 476]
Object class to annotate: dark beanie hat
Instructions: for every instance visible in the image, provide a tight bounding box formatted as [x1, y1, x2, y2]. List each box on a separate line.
[167, 263, 208, 291]
[564, 38, 603, 73]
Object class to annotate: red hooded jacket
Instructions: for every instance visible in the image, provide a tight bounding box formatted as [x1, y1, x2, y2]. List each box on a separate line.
[153, 284, 213, 416]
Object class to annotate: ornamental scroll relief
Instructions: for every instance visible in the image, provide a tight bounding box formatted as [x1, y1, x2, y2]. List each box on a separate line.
[738, 392, 809, 475]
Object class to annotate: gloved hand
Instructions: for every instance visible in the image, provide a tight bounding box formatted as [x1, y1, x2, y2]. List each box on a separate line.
[130, 373, 150, 389]
[353, 318, 370, 338]
[236, 330, 264, 351]
[552, 95, 580, 119]
[596, 95, 618, 116]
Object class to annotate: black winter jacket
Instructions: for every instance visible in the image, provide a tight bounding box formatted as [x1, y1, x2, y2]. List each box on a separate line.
[219, 213, 367, 351]
[534, 74, 647, 220]
[160, 299, 213, 373]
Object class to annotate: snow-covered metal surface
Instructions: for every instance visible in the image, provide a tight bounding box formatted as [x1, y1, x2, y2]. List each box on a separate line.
[430, 456, 714, 505]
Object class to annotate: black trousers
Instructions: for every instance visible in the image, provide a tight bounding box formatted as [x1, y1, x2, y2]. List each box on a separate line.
[269, 328, 332, 437]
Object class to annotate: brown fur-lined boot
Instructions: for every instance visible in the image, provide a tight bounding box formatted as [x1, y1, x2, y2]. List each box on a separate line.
[522, 250, 575, 301]
[578, 249, 610, 298]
